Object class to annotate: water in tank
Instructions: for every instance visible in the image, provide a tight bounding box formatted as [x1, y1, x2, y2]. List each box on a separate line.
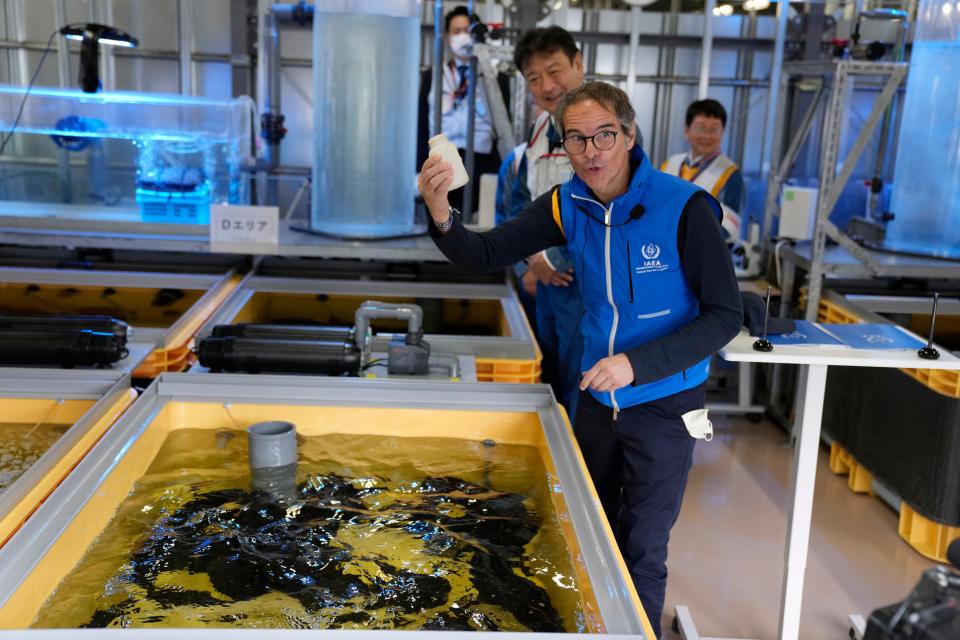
[311, 0, 421, 239]
[884, 0, 960, 258]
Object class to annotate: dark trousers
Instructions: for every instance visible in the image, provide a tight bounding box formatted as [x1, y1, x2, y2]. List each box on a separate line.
[536, 281, 583, 418]
[573, 385, 702, 639]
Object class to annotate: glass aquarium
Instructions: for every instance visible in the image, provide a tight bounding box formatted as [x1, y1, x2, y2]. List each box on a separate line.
[884, 0, 960, 258]
[0, 85, 253, 225]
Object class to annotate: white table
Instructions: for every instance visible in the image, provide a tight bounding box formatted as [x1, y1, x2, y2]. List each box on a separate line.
[675, 331, 960, 640]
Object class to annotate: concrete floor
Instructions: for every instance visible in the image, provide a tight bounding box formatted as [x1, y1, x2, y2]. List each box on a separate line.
[661, 415, 936, 640]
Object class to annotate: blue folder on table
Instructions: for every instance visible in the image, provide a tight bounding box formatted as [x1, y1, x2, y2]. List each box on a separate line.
[768, 321, 846, 347]
[768, 321, 926, 350]
[820, 323, 926, 350]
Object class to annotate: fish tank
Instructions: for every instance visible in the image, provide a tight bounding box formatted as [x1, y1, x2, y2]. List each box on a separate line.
[0, 370, 134, 549]
[0, 85, 253, 225]
[0, 375, 653, 637]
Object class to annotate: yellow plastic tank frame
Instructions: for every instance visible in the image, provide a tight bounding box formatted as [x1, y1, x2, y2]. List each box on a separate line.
[0, 369, 135, 548]
[0, 266, 240, 376]
[0, 374, 653, 639]
[193, 275, 542, 384]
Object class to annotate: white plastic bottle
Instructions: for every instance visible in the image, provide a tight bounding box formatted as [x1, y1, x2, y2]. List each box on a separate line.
[427, 134, 469, 190]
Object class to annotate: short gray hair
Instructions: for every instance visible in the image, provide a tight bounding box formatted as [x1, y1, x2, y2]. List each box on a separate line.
[556, 81, 636, 140]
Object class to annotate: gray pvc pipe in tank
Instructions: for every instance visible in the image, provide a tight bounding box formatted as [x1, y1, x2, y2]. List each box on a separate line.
[248, 420, 298, 503]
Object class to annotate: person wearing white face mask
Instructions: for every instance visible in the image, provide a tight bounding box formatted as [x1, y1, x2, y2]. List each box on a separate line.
[427, 6, 500, 215]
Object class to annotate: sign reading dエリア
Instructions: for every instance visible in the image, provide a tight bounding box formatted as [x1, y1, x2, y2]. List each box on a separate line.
[210, 205, 279, 252]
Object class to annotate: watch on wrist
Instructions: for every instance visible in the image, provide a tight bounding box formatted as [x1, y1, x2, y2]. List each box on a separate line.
[436, 207, 459, 234]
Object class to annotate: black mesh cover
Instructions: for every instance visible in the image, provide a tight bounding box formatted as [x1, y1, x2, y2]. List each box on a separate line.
[823, 366, 960, 527]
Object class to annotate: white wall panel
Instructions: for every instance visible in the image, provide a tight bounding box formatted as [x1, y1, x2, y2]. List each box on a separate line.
[192, 0, 231, 54]
[197, 61, 231, 99]
[112, 0, 177, 51]
[279, 65, 312, 167]
[113, 56, 178, 93]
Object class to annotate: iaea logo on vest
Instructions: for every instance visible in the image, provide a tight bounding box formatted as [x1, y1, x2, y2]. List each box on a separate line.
[635, 242, 669, 275]
[641, 243, 661, 260]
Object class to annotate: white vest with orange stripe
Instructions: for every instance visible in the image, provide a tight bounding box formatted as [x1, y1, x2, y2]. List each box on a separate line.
[525, 111, 573, 198]
[662, 151, 741, 238]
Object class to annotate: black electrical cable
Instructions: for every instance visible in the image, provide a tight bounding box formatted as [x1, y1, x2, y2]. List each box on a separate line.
[0, 28, 64, 157]
[360, 358, 386, 372]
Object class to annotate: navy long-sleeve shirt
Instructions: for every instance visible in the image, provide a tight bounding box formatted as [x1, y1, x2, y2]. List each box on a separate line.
[430, 189, 742, 386]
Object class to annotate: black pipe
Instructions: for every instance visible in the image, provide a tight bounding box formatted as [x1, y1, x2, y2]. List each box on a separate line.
[198, 336, 361, 375]
[0, 329, 127, 367]
[211, 323, 352, 342]
[0, 314, 129, 339]
[463, 55, 478, 221]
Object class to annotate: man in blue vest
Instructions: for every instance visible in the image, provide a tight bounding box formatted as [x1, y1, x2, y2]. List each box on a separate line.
[419, 82, 742, 638]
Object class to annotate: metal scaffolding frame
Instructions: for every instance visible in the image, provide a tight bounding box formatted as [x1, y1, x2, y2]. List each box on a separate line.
[760, 60, 908, 321]
[757, 61, 911, 447]
[0, 0, 791, 181]
[0, 0, 886, 259]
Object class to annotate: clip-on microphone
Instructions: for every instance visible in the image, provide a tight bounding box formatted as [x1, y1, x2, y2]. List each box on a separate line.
[578, 204, 645, 227]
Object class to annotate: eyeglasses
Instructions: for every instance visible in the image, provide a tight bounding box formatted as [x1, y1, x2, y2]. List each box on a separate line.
[561, 130, 619, 155]
[689, 125, 723, 136]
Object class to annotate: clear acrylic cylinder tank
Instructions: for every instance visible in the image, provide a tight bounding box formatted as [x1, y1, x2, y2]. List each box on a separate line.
[884, 0, 960, 258]
[311, 0, 421, 238]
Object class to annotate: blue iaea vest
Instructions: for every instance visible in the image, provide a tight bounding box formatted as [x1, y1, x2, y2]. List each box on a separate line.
[554, 146, 722, 411]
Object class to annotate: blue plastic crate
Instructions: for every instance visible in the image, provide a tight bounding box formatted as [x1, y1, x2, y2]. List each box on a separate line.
[137, 183, 211, 225]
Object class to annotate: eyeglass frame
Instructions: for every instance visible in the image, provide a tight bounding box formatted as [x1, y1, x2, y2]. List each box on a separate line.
[560, 129, 622, 156]
[687, 124, 724, 137]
